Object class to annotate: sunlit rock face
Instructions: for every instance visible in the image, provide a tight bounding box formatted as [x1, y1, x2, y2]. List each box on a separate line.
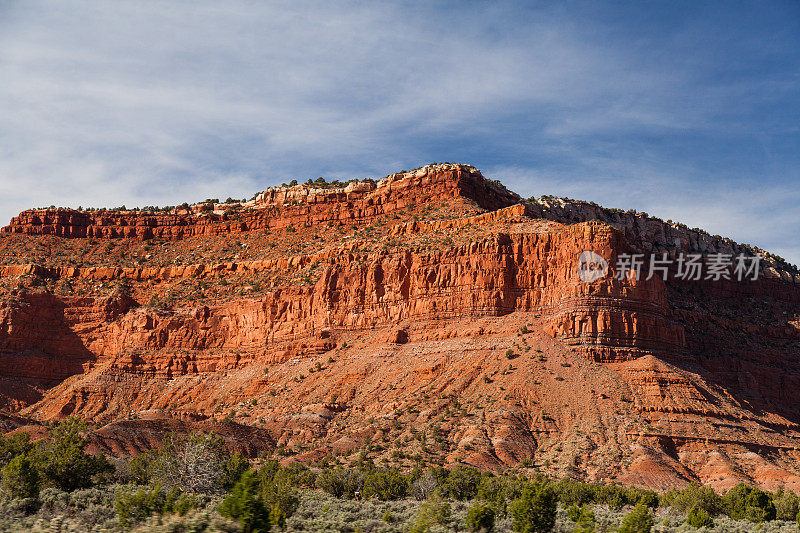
[0, 164, 799, 492]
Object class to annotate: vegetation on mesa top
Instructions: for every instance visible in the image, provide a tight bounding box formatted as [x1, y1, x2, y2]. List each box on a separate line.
[528, 193, 799, 275]
[20, 162, 799, 274]
[2, 419, 800, 531]
[31, 162, 470, 213]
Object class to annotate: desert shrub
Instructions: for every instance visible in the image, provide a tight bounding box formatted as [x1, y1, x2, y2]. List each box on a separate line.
[42, 486, 119, 530]
[362, 468, 408, 500]
[129, 509, 239, 532]
[32, 418, 113, 491]
[723, 483, 776, 522]
[510, 482, 557, 532]
[261, 460, 315, 490]
[477, 475, 507, 514]
[148, 432, 227, 493]
[115, 484, 196, 528]
[594, 484, 626, 510]
[284, 490, 417, 531]
[567, 504, 581, 521]
[465, 501, 495, 532]
[283, 462, 317, 488]
[0, 496, 39, 527]
[218, 470, 271, 533]
[126, 450, 157, 485]
[261, 465, 300, 519]
[1, 454, 39, 499]
[440, 466, 482, 501]
[573, 505, 596, 533]
[609, 490, 627, 512]
[410, 495, 451, 532]
[316, 467, 364, 498]
[662, 483, 723, 516]
[221, 452, 250, 491]
[618, 502, 654, 533]
[269, 503, 286, 530]
[410, 469, 440, 501]
[477, 474, 527, 515]
[687, 505, 714, 528]
[631, 488, 659, 508]
[554, 478, 595, 507]
[0, 433, 34, 468]
[773, 488, 800, 521]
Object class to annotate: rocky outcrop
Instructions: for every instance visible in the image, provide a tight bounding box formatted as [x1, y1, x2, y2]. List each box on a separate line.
[527, 196, 799, 283]
[0, 164, 799, 492]
[0, 222, 684, 367]
[2, 164, 517, 241]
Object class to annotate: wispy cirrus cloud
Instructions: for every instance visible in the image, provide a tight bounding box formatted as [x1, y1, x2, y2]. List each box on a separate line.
[0, 1, 798, 261]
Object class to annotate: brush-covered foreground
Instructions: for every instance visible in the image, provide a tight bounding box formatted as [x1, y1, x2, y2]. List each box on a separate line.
[2, 421, 800, 532]
[4, 482, 800, 532]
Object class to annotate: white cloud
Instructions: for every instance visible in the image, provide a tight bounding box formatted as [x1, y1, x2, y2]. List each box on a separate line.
[0, 1, 797, 262]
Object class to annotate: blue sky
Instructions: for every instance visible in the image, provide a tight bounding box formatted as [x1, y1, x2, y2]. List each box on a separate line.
[1, 1, 798, 262]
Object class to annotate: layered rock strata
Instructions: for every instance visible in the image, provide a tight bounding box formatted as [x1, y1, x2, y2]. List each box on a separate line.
[0, 164, 798, 492]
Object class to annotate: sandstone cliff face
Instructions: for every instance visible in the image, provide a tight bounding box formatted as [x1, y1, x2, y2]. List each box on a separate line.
[0, 165, 799, 492]
[527, 196, 799, 283]
[2, 165, 517, 241]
